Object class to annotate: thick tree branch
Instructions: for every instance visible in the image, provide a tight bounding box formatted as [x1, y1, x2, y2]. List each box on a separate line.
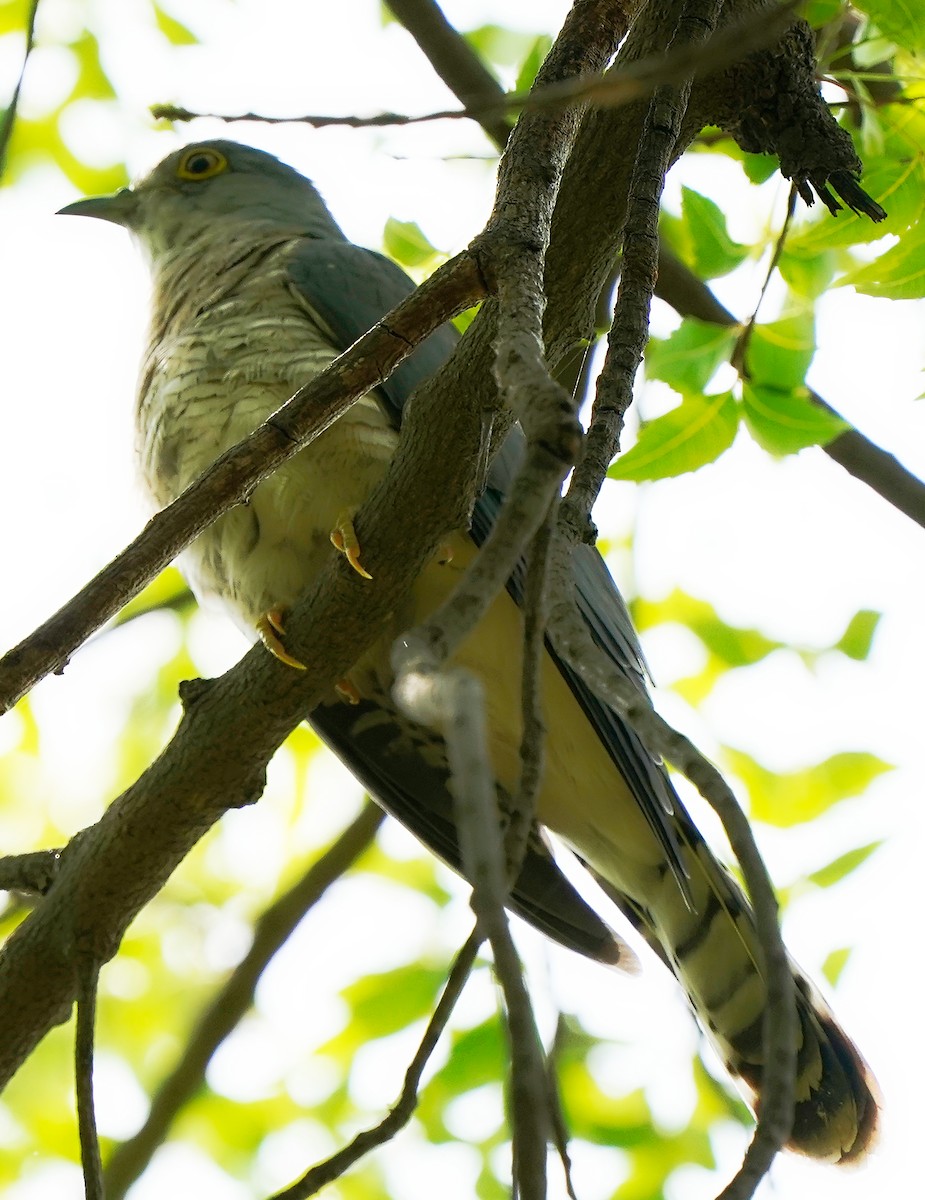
[0, 276, 495, 1087]
[564, 0, 717, 527]
[391, 9, 628, 1192]
[1, 12, 890, 1186]
[0, 255, 485, 713]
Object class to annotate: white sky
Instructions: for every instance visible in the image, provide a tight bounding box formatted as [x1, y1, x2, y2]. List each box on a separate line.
[1, 2, 924, 1198]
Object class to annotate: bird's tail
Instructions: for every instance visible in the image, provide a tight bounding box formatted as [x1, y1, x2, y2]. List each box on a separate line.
[588, 818, 879, 1163]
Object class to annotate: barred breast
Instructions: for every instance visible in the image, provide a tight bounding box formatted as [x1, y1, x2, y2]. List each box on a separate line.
[135, 234, 399, 633]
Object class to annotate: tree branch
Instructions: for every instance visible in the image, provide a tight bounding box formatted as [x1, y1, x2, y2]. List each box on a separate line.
[385, 0, 514, 148]
[0, 849, 61, 895]
[543, 530, 796, 1199]
[103, 802, 384, 1200]
[269, 928, 483, 1200]
[0, 271, 495, 1087]
[564, 0, 718, 527]
[655, 245, 925, 529]
[0, 255, 485, 713]
[150, 6, 792, 135]
[75, 958, 104, 1200]
[390, 9, 629, 1192]
[0, 0, 40, 180]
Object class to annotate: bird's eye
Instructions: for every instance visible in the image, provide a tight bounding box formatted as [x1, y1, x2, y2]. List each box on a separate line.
[176, 148, 229, 181]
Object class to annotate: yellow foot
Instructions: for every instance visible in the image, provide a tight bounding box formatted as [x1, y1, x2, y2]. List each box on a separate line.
[436, 541, 454, 566]
[335, 678, 362, 705]
[256, 608, 307, 670]
[330, 510, 372, 580]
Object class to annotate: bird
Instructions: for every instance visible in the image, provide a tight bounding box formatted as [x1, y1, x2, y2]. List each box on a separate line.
[60, 139, 878, 1163]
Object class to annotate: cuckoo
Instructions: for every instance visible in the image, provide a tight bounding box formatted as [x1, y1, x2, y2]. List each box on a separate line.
[60, 140, 878, 1162]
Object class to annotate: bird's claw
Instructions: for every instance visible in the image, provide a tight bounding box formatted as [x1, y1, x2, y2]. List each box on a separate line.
[331, 510, 372, 579]
[335, 678, 362, 705]
[256, 608, 307, 670]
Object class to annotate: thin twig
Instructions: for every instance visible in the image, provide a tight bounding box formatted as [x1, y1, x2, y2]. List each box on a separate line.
[564, 25, 702, 524]
[731, 185, 799, 375]
[415, 666, 549, 1200]
[151, 5, 793, 135]
[0, 0, 40, 180]
[75, 955, 104, 1200]
[508, 510, 555, 878]
[390, 652, 549, 1193]
[386, 0, 513, 149]
[546, 1015, 578, 1200]
[391, 10, 629, 1191]
[103, 803, 384, 1200]
[545, 537, 796, 1200]
[268, 928, 483, 1200]
[655, 245, 925, 529]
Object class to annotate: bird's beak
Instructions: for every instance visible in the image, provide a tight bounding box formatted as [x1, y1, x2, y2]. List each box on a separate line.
[57, 188, 138, 227]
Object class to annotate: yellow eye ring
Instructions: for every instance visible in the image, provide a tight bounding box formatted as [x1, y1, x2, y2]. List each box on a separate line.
[176, 147, 229, 181]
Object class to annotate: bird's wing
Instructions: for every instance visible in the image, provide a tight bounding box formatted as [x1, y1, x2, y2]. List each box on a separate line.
[286, 239, 686, 960]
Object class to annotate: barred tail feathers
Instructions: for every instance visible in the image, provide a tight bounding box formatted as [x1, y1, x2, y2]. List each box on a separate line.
[589, 823, 879, 1163]
[437, 559, 879, 1162]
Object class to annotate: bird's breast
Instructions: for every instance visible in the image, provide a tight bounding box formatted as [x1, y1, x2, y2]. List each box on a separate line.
[136, 279, 399, 634]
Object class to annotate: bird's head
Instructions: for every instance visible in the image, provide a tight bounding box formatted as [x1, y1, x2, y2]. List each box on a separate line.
[58, 139, 345, 259]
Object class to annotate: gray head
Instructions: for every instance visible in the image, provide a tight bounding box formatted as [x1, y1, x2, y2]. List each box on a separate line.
[59, 140, 345, 259]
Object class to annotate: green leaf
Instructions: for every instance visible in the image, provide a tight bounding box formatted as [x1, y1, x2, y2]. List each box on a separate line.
[356, 844, 452, 906]
[633, 589, 784, 667]
[724, 747, 894, 826]
[327, 962, 447, 1050]
[740, 152, 779, 185]
[841, 224, 925, 298]
[746, 312, 815, 390]
[807, 841, 883, 888]
[382, 217, 439, 268]
[645, 319, 738, 393]
[71, 32, 117, 101]
[822, 947, 852, 987]
[514, 35, 552, 93]
[681, 186, 751, 278]
[804, 0, 846, 25]
[113, 567, 193, 625]
[633, 587, 788, 704]
[777, 246, 837, 298]
[0, 0, 29, 35]
[432, 1017, 506, 1094]
[465, 24, 538, 68]
[153, 5, 199, 45]
[860, 0, 925, 54]
[608, 392, 739, 481]
[742, 384, 848, 455]
[834, 609, 882, 660]
[452, 304, 480, 334]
